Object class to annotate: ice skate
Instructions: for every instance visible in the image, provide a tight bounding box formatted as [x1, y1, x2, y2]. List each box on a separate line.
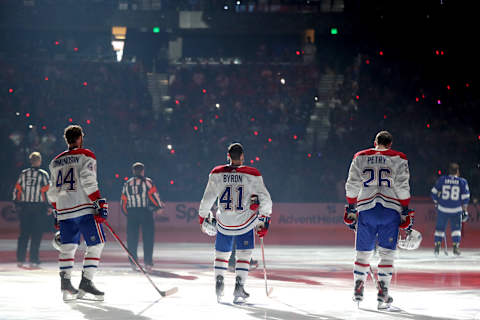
[78, 272, 104, 301]
[377, 280, 393, 310]
[60, 271, 78, 301]
[352, 280, 364, 306]
[453, 243, 461, 256]
[434, 241, 441, 256]
[233, 276, 249, 304]
[215, 275, 224, 303]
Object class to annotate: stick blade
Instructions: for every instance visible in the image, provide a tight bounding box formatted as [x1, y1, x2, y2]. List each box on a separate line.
[160, 287, 178, 297]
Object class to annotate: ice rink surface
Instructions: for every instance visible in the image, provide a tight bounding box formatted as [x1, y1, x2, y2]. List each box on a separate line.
[1, 240, 480, 320]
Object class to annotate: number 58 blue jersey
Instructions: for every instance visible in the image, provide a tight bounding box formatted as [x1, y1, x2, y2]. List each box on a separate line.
[431, 175, 470, 214]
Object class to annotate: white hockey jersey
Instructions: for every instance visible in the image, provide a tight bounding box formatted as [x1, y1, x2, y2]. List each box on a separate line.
[199, 165, 273, 236]
[345, 148, 410, 213]
[47, 148, 101, 221]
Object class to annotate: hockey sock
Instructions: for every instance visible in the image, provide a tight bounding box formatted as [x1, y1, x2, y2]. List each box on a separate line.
[377, 247, 396, 289]
[235, 249, 253, 284]
[451, 230, 461, 244]
[434, 230, 445, 243]
[59, 243, 78, 278]
[353, 250, 372, 282]
[214, 251, 230, 279]
[83, 243, 104, 280]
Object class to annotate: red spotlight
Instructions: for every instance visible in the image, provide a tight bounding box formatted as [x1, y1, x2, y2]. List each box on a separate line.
[437, 170, 442, 175]
[379, 51, 384, 56]
[250, 117, 255, 122]
[124, 177, 129, 181]
[307, 153, 312, 158]
[115, 174, 119, 179]
[199, 119, 203, 124]
[415, 97, 419, 102]
[68, 118, 73, 123]
[215, 115, 219, 119]
[175, 99, 180, 105]
[268, 138, 272, 142]
[55, 41, 60, 46]
[202, 89, 207, 94]
[74, 47, 78, 52]
[255, 156, 260, 161]
[437, 99, 441, 105]
[41, 125, 47, 130]
[427, 123, 430, 128]
[170, 149, 175, 154]
[86, 119, 91, 124]
[446, 85, 451, 90]
[26, 113, 30, 118]
[435, 50, 439, 55]
[383, 114, 387, 119]
[170, 180, 174, 185]
[193, 125, 198, 131]
[83, 81, 88, 86]
[466, 83, 470, 88]
[296, 50, 301, 56]
[250, 160, 254, 164]
[8, 88, 13, 93]
[365, 60, 370, 65]
[293, 135, 298, 140]
[254, 131, 259, 136]
[44, 77, 49, 81]
[440, 51, 444, 55]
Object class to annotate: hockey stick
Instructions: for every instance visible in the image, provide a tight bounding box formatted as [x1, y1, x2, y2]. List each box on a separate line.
[443, 235, 448, 256]
[104, 221, 178, 297]
[260, 237, 273, 297]
[369, 266, 379, 289]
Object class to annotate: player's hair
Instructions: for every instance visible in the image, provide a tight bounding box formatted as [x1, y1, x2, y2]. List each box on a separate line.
[228, 143, 244, 161]
[29, 152, 41, 164]
[132, 162, 145, 176]
[448, 163, 459, 175]
[64, 125, 84, 145]
[375, 130, 393, 147]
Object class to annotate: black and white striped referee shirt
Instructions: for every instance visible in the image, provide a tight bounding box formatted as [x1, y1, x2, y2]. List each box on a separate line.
[13, 167, 50, 203]
[121, 177, 162, 213]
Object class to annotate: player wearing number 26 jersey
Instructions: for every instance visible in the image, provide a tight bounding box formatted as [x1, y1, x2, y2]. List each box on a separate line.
[431, 163, 470, 256]
[198, 143, 272, 303]
[344, 131, 414, 310]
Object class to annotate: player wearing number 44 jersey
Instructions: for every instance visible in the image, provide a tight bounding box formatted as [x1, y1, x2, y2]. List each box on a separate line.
[344, 131, 414, 310]
[431, 163, 470, 256]
[47, 125, 108, 301]
[198, 143, 272, 303]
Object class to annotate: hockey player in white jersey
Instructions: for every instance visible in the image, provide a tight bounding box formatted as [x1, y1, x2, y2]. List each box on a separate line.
[47, 125, 108, 301]
[198, 143, 272, 303]
[344, 131, 414, 310]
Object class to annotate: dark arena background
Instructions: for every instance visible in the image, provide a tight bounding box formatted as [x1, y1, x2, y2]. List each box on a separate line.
[0, 1, 479, 319]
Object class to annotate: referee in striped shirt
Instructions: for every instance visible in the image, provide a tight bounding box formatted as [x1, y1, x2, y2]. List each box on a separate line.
[12, 152, 50, 268]
[121, 162, 164, 271]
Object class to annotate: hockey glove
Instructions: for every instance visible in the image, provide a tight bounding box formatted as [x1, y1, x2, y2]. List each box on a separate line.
[343, 204, 357, 231]
[399, 207, 415, 231]
[256, 215, 271, 238]
[462, 211, 469, 223]
[93, 198, 108, 223]
[250, 195, 260, 211]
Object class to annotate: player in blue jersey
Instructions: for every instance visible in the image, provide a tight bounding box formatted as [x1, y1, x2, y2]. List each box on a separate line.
[431, 163, 470, 256]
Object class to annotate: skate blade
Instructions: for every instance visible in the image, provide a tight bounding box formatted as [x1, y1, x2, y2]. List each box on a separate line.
[62, 291, 78, 302]
[233, 296, 248, 304]
[77, 290, 104, 301]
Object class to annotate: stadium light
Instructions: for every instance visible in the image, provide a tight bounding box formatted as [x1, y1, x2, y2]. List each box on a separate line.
[153, 27, 160, 33]
[330, 28, 338, 35]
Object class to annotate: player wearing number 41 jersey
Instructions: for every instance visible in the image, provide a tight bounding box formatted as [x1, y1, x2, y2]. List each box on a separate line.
[47, 125, 108, 301]
[431, 163, 470, 256]
[198, 143, 272, 303]
[344, 131, 414, 310]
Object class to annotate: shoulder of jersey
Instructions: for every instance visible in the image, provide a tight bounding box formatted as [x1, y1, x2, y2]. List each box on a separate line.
[354, 148, 407, 160]
[38, 168, 49, 175]
[54, 148, 96, 160]
[210, 165, 261, 176]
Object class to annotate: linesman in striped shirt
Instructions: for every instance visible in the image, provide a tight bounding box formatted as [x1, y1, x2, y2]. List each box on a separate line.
[121, 162, 164, 271]
[12, 151, 50, 268]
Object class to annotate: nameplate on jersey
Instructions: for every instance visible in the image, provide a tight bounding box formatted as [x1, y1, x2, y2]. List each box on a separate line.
[53, 156, 80, 168]
[367, 155, 386, 164]
[223, 174, 243, 184]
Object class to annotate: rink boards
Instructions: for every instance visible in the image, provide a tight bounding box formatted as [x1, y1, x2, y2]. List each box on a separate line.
[1, 201, 479, 247]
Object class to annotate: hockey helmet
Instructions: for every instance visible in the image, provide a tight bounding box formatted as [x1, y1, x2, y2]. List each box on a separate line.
[52, 231, 61, 251]
[398, 229, 422, 250]
[201, 211, 217, 237]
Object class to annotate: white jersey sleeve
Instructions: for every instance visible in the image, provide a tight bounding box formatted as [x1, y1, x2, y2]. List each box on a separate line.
[199, 173, 222, 218]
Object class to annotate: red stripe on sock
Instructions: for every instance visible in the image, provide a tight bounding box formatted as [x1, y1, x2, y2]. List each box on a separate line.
[215, 259, 229, 263]
[59, 258, 74, 262]
[355, 261, 370, 267]
[237, 260, 250, 264]
[378, 264, 393, 268]
[84, 257, 100, 261]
